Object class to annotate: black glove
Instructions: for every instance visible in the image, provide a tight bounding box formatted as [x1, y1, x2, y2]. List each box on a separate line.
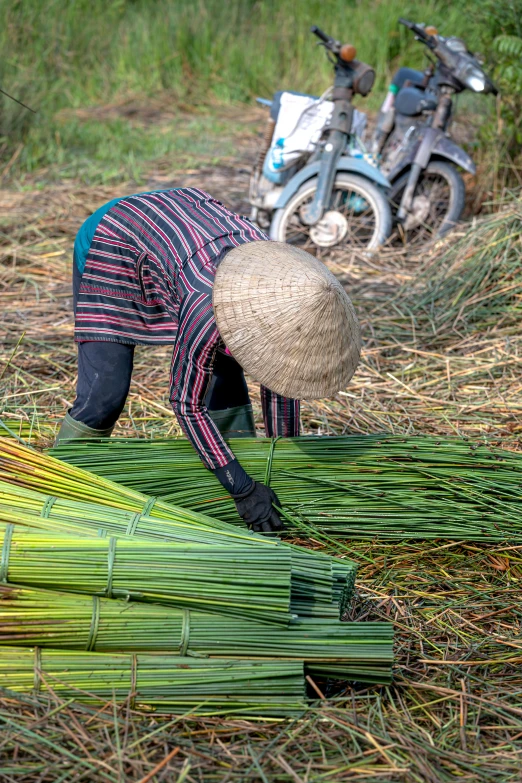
[211, 459, 284, 533]
[232, 481, 284, 534]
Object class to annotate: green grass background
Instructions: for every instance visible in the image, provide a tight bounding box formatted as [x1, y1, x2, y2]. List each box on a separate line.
[0, 0, 493, 183]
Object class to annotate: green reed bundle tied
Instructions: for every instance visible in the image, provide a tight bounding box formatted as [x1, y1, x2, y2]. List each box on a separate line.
[0, 440, 358, 616]
[51, 434, 522, 540]
[0, 436, 234, 533]
[0, 522, 292, 624]
[0, 484, 355, 619]
[0, 437, 357, 555]
[0, 646, 306, 717]
[0, 585, 394, 684]
[0, 478, 271, 546]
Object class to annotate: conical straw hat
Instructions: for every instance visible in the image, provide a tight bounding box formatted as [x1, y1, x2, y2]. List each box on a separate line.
[213, 241, 361, 400]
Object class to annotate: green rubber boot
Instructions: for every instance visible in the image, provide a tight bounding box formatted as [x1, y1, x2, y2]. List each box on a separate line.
[54, 412, 115, 446]
[208, 404, 256, 439]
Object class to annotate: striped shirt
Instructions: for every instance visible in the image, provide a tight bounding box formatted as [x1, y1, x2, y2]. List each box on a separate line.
[74, 187, 300, 469]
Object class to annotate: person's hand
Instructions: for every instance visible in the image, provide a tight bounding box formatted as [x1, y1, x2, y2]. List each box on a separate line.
[232, 481, 284, 533]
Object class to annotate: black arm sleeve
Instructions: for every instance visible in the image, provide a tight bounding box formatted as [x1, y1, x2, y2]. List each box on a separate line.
[212, 458, 254, 497]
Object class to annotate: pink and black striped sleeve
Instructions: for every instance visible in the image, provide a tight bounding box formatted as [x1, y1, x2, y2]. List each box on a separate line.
[261, 387, 300, 438]
[169, 288, 235, 470]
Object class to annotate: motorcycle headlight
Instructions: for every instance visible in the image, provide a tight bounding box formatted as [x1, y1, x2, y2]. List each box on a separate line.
[446, 37, 468, 53]
[458, 61, 487, 92]
[352, 62, 375, 97]
[465, 67, 487, 92]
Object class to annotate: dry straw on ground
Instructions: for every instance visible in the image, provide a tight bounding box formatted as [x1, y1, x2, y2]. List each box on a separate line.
[1, 157, 522, 779]
[1, 181, 520, 445]
[1, 536, 521, 781]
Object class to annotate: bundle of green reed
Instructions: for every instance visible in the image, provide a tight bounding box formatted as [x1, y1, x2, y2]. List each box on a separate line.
[0, 522, 292, 624]
[0, 439, 357, 613]
[0, 584, 394, 683]
[0, 646, 306, 716]
[0, 436, 232, 532]
[0, 485, 354, 618]
[0, 478, 272, 546]
[51, 434, 522, 540]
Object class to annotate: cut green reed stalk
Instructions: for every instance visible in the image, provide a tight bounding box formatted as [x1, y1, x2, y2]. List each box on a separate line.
[51, 435, 522, 540]
[0, 435, 357, 554]
[0, 478, 270, 547]
[0, 436, 234, 532]
[0, 584, 394, 684]
[0, 439, 358, 613]
[0, 484, 355, 618]
[0, 646, 306, 717]
[0, 522, 292, 624]
[378, 204, 522, 345]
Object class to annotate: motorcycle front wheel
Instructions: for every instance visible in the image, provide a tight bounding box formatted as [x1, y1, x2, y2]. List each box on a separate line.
[269, 173, 392, 252]
[389, 160, 466, 247]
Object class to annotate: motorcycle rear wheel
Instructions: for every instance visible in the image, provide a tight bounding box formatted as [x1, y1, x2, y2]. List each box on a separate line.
[389, 160, 465, 247]
[269, 173, 392, 252]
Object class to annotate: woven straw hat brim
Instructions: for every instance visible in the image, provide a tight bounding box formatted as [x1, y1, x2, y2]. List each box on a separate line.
[213, 241, 361, 400]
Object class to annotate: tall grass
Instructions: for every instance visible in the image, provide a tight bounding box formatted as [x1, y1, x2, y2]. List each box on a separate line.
[0, 0, 479, 181]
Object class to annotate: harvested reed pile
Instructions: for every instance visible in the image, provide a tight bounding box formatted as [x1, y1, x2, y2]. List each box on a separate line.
[52, 434, 522, 540]
[0, 496, 354, 619]
[374, 203, 522, 347]
[0, 438, 356, 611]
[1, 168, 521, 778]
[0, 584, 393, 683]
[0, 439, 358, 614]
[0, 522, 294, 623]
[1, 534, 521, 780]
[0, 646, 306, 716]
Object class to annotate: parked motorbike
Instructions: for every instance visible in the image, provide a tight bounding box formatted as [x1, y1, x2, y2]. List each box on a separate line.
[249, 26, 392, 252]
[371, 18, 498, 246]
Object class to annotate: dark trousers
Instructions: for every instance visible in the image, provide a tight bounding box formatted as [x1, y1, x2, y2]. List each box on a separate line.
[70, 261, 250, 429]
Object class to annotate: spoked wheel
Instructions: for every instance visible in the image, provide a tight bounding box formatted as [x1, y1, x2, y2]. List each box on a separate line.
[270, 173, 392, 253]
[389, 160, 465, 247]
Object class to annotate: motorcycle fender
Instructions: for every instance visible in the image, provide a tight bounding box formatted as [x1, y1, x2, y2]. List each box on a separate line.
[413, 126, 440, 169]
[432, 135, 476, 175]
[387, 145, 419, 183]
[273, 157, 390, 209]
[390, 128, 476, 181]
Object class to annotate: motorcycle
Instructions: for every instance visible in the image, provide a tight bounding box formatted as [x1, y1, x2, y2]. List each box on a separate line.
[249, 26, 392, 252]
[371, 18, 498, 246]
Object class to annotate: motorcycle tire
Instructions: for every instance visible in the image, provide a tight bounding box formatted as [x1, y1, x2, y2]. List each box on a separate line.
[389, 160, 466, 246]
[269, 173, 392, 251]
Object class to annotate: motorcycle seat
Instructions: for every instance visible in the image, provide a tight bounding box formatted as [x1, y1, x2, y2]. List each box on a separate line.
[395, 86, 438, 117]
[391, 67, 425, 91]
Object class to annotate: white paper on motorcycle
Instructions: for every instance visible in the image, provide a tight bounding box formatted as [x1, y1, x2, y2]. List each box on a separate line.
[264, 92, 367, 183]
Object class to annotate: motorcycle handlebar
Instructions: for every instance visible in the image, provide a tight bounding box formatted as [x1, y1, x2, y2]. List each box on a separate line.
[399, 17, 497, 95]
[398, 17, 432, 43]
[310, 25, 333, 45]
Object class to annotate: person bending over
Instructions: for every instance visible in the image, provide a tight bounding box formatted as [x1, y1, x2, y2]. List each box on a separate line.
[56, 188, 360, 532]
